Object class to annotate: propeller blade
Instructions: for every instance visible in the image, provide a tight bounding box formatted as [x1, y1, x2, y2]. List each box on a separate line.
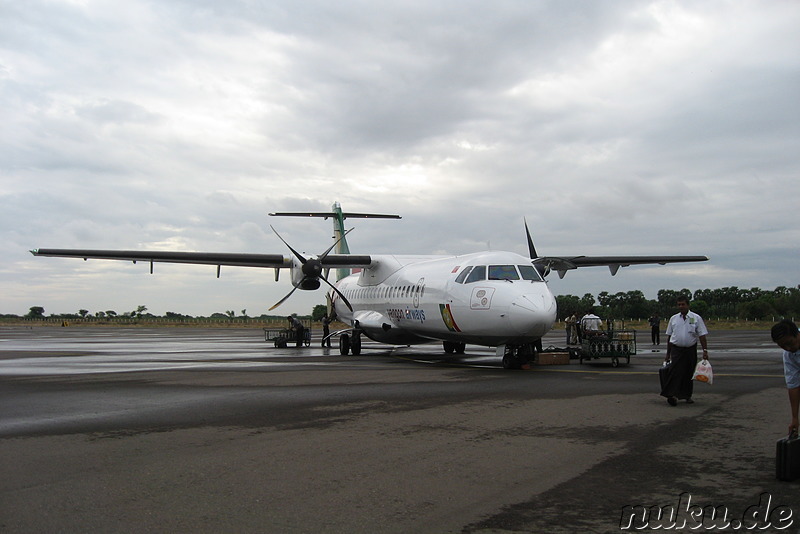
[524, 218, 538, 259]
[320, 276, 353, 312]
[319, 228, 354, 259]
[268, 283, 300, 311]
[270, 225, 308, 263]
[526, 218, 551, 278]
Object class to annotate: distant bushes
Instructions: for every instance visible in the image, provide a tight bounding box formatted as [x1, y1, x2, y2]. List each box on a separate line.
[557, 285, 800, 321]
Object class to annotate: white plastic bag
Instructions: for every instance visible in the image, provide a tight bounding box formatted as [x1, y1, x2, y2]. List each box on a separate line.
[692, 359, 713, 384]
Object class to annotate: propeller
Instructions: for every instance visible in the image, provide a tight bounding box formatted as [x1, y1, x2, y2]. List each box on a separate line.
[525, 218, 551, 278]
[268, 226, 354, 312]
[524, 218, 538, 259]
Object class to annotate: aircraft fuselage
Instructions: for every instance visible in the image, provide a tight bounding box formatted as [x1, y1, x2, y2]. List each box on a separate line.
[333, 250, 557, 347]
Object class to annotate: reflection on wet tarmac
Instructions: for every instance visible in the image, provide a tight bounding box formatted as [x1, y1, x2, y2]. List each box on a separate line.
[0, 328, 357, 375]
[0, 326, 783, 376]
[0, 358, 349, 375]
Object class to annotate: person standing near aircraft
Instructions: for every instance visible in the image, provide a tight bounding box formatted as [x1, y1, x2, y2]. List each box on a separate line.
[321, 314, 332, 348]
[662, 296, 709, 406]
[770, 319, 800, 436]
[565, 313, 577, 345]
[581, 310, 603, 336]
[649, 313, 661, 345]
[287, 315, 305, 348]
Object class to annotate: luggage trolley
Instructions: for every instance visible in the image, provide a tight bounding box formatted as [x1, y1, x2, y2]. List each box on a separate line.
[264, 320, 312, 348]
[578, 328, 636, 367]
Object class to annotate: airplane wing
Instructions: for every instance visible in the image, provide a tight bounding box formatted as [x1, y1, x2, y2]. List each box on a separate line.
[29, 249, 374, 270]
[532, 255, 708, 278]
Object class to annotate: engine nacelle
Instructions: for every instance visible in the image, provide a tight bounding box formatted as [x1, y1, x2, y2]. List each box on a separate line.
[300, 278, 321, 290]
[290, 256, 322, 290]
[290, 256, 306, 287]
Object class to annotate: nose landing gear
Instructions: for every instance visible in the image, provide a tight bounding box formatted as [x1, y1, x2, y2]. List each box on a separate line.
[500, 344, 536, 370]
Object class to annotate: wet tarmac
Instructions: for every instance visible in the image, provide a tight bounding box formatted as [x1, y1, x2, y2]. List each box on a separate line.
[1, 326, 797, 532]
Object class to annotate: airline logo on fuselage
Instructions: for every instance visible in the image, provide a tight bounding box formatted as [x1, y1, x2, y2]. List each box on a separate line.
[387, 307, 426, 324]
[439, 303, 461, 332]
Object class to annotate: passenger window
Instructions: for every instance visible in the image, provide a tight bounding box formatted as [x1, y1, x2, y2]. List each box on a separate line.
[465, 265, 486, 283]
[455, 266, 473, 284]
[489, 265, 519, 280]
[518, 265, 542, 281]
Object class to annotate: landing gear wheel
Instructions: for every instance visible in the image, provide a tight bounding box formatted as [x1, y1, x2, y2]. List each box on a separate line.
[339, 334, 351, 356]
[455, 342, 466, 354]
[502, 345, 534, 370]
[518, 345, 533, 367]
[443, 341, 455, 354]
[351, 333, 362, 355]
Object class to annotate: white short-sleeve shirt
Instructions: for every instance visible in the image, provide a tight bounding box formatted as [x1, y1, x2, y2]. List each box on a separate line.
[784, 350, 800, 389]
[665, 311, 708, 347]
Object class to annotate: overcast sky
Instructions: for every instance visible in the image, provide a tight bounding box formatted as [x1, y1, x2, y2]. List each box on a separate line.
[2, 0, 798, 317]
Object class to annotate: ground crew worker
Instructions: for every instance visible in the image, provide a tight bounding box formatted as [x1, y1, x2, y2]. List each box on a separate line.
[321, 314, 331, 347]
[288, 315, 304, 348]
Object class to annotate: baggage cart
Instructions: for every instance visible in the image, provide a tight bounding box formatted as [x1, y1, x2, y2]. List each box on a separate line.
[578, 329, 636, 367]
[264, 321, 311, 348]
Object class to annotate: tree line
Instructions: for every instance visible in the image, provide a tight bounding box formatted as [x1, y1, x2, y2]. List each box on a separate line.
[557, 285, 800, 321]
[7, 304, 330, 322]
[8, 306, 314, 321]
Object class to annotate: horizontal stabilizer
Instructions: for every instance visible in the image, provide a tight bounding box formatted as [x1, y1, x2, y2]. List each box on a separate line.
[269, 212, 401, 220]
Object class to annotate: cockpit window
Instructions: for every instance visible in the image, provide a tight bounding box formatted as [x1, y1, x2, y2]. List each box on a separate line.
[488, 265, 520, 281]
[454, 266, 473, 284]
[518, 264, 543, 281]
[464, 265, 486, 283]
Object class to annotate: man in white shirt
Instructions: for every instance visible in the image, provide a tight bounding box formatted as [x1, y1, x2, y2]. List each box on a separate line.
[662, 296, 709, 406]
[581, 312, 603, 334]
[771, 319, 800, 436]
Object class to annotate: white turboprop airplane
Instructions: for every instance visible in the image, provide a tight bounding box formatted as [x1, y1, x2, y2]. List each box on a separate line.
[31, 202, 707, 369]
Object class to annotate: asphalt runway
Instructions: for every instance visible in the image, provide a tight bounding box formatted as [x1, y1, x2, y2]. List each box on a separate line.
[1, 326, 797, 533]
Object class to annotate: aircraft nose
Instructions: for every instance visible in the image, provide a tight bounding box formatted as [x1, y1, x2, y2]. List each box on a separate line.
[509, 292, 556, 336]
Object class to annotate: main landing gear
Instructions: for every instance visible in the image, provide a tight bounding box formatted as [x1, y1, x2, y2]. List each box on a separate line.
[338, 331, 362, 356]
[501, 344, 536, 370]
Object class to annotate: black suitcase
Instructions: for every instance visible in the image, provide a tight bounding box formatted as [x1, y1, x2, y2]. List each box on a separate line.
[659, 363, 671, 391]
[776, 433, 800, 481]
